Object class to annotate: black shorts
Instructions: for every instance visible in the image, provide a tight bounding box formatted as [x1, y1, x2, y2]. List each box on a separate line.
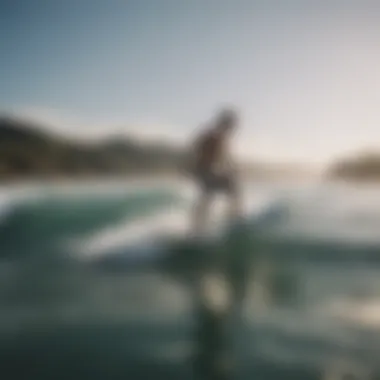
[194, 169, 237, 195]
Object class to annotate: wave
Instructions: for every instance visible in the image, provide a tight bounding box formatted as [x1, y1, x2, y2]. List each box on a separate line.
[0, 183, 184, 260]
[73, 185, 276, 265]
[2, 179, 380, 266]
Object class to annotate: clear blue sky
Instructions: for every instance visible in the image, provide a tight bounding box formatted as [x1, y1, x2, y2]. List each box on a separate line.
[1, 0, 380, 164]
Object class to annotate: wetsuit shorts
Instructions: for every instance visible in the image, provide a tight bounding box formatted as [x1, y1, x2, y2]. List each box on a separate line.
[194, 168, 237, 195]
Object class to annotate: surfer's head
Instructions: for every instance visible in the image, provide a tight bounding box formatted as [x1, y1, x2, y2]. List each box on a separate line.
[215, 107, 238, 135]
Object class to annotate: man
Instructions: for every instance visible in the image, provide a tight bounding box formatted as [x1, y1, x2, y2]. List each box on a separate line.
[189, 108, 242, 235]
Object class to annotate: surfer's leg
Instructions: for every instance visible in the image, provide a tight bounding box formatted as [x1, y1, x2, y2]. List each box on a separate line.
[228, 192, 241, 221]
[223, 176, 242, 221]
[191, 170, 215, 236]
[191, 191, 213, 236]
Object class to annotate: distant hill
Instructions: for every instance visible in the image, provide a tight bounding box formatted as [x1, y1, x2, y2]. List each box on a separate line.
[326, 151, 380, 181]
[0, 116, 187, 181]
[0, 115, 315, 182]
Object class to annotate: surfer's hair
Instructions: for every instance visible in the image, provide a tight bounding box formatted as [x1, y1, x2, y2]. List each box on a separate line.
[216, 107, 238, 128]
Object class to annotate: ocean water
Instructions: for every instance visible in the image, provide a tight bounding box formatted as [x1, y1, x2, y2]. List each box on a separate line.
[1, 178, 380, 380]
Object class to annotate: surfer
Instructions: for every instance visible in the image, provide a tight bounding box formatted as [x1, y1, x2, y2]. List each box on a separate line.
[189, 108, 242, 235]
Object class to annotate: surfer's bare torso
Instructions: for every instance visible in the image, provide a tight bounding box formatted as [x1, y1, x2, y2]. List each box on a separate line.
[194, 129, 227, 170]
[192, 128, 236, 195]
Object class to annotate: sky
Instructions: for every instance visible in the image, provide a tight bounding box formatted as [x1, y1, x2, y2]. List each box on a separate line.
[1, 0, 380, 166]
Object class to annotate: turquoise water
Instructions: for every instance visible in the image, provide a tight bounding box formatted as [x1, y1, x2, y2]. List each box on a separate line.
[1, 179, 380, 379]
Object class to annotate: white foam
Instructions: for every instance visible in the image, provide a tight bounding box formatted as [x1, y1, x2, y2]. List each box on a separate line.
[73, 208, 189, 260]
[261, 185, 380, 244]
[320, 297, 380, 328]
